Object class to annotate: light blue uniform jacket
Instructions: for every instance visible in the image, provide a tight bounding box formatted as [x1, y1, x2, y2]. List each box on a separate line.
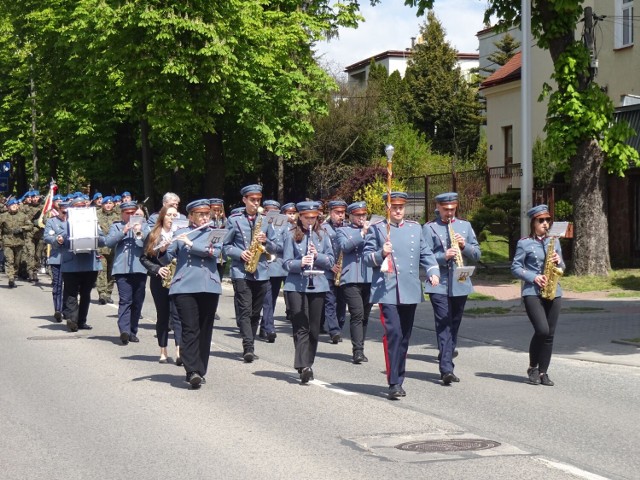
[363, 220, 439, 305]
[335, 224, 372, 285]
[283, 229, 334, 293]
[267, 221, 290, 278]
[422, 218, 481, 297]
[223, 212, 277, 281]
[511, 236, 565, 298]
[166, 227, 222, 295]
[43, 216, 67, 265]
[320, 220, 346, 282]
[54, 222, 106, 273]
[105, 221, 150, 275]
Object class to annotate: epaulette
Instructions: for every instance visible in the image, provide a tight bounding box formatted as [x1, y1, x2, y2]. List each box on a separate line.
[228, 212, 243, 218]
[519, 236, 530, 241]
[406, 219, 420, 225]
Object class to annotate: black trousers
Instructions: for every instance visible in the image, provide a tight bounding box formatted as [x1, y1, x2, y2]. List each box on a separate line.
[149, 275, 182, 348]
[232, 278, 268, 353]
[285, 291, 326, 370]
[173, 293, 219, 377]
[342, 283, 373, 353]
[524, 295, 561, 373]
[62, 271, 99, 327]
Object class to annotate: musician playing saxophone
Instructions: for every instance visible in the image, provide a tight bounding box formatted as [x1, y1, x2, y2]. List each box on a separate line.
[423, 192, 481, 386]
[140, 205, 183, 365]
[511, 204, 565, 387]
[223, 184, 277, 363]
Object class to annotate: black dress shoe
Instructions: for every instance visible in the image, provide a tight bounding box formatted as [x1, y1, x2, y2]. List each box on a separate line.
[175, 357, 183, 366]
[78, 324, 93, 330]
[258, 329, 268, 340]
[388, 384, 403, 400]
[300, 367, 313, 384]
[540, 373, 554, 386]
[187, 371, 202, 389]
[353, 351, 365, 364]
[527, 367, 541, 385]
[8, 279, 15, 288]
[67, 320, 78, 332]
[129, 334, 140, 343]
[267, 332, 277, 343]
[442, 373, 457, 385]
[243, 351, 256, 363]
[330, 333, 341, 344]
[54, 311, 62, 322]
[120, 332, 130, 345]
[98, 298, 106, 305]
[362, 354, 369, 362]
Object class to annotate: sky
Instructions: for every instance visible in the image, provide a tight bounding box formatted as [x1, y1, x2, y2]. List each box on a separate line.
[315, 0, 488, 76]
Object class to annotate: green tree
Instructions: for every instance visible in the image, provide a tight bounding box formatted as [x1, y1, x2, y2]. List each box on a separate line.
[407, 0, 640, 275]
[403, 10, 482, 159]
[482, 32, 520, 75]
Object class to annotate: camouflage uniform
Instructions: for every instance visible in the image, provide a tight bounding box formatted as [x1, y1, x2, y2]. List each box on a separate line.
[0, 207, 35, 286]
[96, 207, 117, 302]
[26, 202, 44, 280]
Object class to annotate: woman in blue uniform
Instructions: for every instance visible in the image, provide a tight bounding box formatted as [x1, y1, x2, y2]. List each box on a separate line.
[511, 204, 565, 386]
[140, 205, 183, 364]
[167, 199, 222, 389]
[283, 201, 334, 384]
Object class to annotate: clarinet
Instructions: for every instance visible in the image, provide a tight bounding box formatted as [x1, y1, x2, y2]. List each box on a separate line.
[306, 224, 316, 290]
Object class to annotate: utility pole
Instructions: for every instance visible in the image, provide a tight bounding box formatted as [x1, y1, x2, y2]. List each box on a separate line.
[520, 0, 532, 237]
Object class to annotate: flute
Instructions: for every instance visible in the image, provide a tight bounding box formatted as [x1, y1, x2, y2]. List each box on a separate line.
[153, 220, 214, 251]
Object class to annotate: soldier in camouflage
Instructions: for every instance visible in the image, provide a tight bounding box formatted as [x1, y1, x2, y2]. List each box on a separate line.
[96, 196, 117, 304]
[0, 199, 35, 287]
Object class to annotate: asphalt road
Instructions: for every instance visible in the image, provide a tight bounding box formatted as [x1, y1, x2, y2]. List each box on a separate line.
[1, 275, 638, 480]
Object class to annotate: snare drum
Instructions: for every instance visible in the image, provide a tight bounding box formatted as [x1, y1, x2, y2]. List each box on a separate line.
[68, 207, 98, 252]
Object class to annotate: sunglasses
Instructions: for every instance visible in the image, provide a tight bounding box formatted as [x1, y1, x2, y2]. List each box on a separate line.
[536, 217, 552, 224]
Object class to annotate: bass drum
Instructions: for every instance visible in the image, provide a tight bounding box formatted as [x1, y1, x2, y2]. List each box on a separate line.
[68, 207, 98, 252]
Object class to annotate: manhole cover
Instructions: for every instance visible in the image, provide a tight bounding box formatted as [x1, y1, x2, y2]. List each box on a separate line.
[27, 335, 82, 341]
[395, 439, 501, 452]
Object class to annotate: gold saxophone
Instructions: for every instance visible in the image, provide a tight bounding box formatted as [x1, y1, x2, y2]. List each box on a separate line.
[540, 237, 563, 300]
[448, 220, 465, 281]
[245, 209, 266, 273]
[162, 258, 177, 289]
[334, 250, 343, 287]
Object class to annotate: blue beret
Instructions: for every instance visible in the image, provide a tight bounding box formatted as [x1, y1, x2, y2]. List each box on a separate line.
[347, 201, 367, 214]
[53, 194, 62, 201]
[58, 201, 70, 209]
[82, 195, 90, 201]
[122, 191, 131, 197]
[263, 200, 281, 209]
[281, 202, 296, 213]
[240, 184, 262, 197]
[186, 199, 211, 212]
[527, 204, 549, 219]
[435, 192, 458, 203]
[70, 197, 88, 207]
[7, 198, 18, 206]
[73, 191, 83, 198]
[327, 200, 348, 210]
[113, 195, 122, 201]
[92, 192, 102, 201]
[24, 191, 34, 198]
[33, 190, 40, 196]
[102, 196, 113, 203]
[119, 201, 138, 211]
[209, 198, 224, 206]
[296, 201, 320, 215]
[230, 207, 245, 216]
[382, 192, 408, 204]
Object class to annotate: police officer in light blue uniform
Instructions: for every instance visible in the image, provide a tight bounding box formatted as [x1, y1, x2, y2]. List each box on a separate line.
[336, 201, 374, 364]
[58, 197, 107, 332]
[167, 199, 223, 389]
[511, 204, 565, 386]
[321, 199, 348, 343]
[43, 200, 70, 322]
[223, 184, 277, 362]
[258, 199, 284, 343]
[423, 192, 481, 385]
[105, 201, 150, 345]
[363, 192, 440, 399]
[283, 201, 334, 383]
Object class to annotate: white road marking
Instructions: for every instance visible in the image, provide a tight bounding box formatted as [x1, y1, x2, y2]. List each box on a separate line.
[538, 458, 612, 480]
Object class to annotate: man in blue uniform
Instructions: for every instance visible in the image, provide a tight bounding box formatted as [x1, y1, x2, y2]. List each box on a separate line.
[223, 184, 277, 362]
[258, 199, 283, 343]
[363, 192, 440, 399]
[43, 200, 70, 321]
[321, 199, 348, 343]
[423, 192, 481, 385]
[336, 201, 373, 364]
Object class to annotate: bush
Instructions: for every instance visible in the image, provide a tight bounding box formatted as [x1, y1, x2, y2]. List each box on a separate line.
[554, 199, 573, 221]
[353, 178, 407, 216]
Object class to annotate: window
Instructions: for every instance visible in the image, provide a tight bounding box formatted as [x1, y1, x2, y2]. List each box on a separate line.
[503, 125, 513, 169]
[616, 0, 634, 48]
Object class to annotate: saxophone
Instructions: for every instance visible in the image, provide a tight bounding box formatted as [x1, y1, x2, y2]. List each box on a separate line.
[540, 237, 563, 300]
[245, 208, 266, 273]
[448, 220, 465, 281]
[334, 250, 343, 287]
[162, 258, 177, 289]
